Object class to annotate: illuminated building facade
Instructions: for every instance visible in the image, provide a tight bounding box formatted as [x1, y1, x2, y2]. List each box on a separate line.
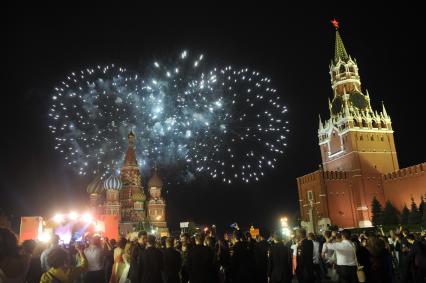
[87, 130, 168, 235]
[297, 23, 426, 232]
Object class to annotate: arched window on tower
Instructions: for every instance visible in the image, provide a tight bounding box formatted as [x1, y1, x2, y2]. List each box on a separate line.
[372, 120, 378, 128]
[353, 120, 359, 127]
[381, 121, 386, 129]
[362, 119, 367, 128]
[349, 66, 355, 73]
[339, 64, 346, 73]
[360, 135, 364, 141]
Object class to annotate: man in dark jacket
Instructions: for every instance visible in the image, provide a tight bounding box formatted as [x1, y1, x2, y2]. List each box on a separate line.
[408, 234, 426, 283]
[254, 232, 270, 283]
[187, 233, 214, 283]
[163, 237, 182, 283]
[268, 232, 292, 283]
[179, 233, 191, 283]
[139, 235, 163, 283]
[128, 231, 147, 283]
[296, 228, 314, 283]
[230, 230, 255, 283]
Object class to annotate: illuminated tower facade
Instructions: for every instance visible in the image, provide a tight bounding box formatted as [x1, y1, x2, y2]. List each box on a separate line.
[86, 175, 104, 216]
[319, 23, 398, 174]
[103, 173, 122, 217]
[147, 168, 167, 233]
[294, 21, 426, 232]
[119, 131, 145, 233]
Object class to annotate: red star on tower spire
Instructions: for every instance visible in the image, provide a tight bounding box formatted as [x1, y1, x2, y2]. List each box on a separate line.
[331, 19, 339, 29]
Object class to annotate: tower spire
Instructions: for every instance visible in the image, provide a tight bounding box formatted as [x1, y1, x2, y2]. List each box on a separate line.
[382, 101, 388, 118]
[319, 115, 323, 130]
[123, 130, 138, 166]
[332, 19, 349, 63]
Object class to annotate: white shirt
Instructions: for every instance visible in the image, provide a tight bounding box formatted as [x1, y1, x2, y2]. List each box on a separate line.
[84, 246, 104, 271]
[326, 239, 356, 266]
[312, 240, 320, 264]
[290, 243, 298, 256]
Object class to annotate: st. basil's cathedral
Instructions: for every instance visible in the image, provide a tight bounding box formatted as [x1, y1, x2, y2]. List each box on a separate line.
[86, 131, 168, 235]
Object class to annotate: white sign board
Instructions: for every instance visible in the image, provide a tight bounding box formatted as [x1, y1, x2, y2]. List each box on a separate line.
[180, 222, 189, 228]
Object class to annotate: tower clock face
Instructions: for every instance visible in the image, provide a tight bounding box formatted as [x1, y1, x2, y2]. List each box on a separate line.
[349, 91, 368, 109]
[331, 96, 343, 115]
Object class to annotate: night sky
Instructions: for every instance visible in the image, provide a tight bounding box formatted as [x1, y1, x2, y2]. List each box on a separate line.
[3, 6, 426, 232]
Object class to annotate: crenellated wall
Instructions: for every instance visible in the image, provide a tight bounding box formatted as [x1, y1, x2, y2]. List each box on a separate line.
[383, 163, 426, 211]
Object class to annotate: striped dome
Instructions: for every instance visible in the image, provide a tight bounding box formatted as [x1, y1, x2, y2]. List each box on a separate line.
[132, 190, 146, 202]
[103, 174, 122, 191]
[86, 175, 104, 194]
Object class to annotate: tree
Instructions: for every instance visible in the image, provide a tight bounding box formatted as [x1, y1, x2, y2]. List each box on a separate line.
[419, 196, 425, 219]
[422, 204, 426, 226]
[408, 197, 420, 224]
[401, 205, 410, 225]
[382, 201, 399, 225]
[371, 197, 383, 226]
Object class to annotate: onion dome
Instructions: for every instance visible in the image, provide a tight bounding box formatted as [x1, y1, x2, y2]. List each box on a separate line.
[148, 170, 163, 188]
[86, 175, 104, 194]
[103, 173, 122, 191]
[132, 190, 146, 202]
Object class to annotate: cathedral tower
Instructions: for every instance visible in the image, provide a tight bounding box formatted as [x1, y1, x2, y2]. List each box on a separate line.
[103, 173, 122, 217]
[119, 131, 145, 233]
[147, 168, 167, 233]
[86, 175, 104, 216]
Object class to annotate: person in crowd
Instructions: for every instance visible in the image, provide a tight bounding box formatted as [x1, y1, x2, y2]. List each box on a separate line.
[229, 230, 255, 283]
[179, 233, 191, 283]
[40, 234, 61, 272]
[23, 239, 43, 283]
[365, 235, 392, 283]
[351, 235, 371, 283]
[162, 237, 182, 283]
[204, 235, 220, 282]
[325, 229, 358, 283]
[217, 234, 232, 283]
[399, 229, 413, 283]
[128, 231, 147, 283]
[104, 239, 116, 283]
[289, 236, 298, 276]
[321, 230, 337, 281]
[40, 245, 88, 283]
[139, 234, 163, 283]
[267, 232, 292, 283]
[188, 233, 215, 283]
[83, 235, 105, 283]
[307, 233, 321, 282]
[253, 231, 269, 283]
[109, 237, 127, 283]
[295, 228, 314, 283]
[407, 233, 426, 283]
[0, 228, 31, 283]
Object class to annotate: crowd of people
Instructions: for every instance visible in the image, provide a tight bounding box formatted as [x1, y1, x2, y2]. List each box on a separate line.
[1, 226, 426, 283]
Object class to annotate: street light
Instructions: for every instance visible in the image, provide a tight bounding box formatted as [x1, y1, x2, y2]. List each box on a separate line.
[82, 213, 93, 223]
[69, 212, 78, 221]
[53, 213, 64, 223]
